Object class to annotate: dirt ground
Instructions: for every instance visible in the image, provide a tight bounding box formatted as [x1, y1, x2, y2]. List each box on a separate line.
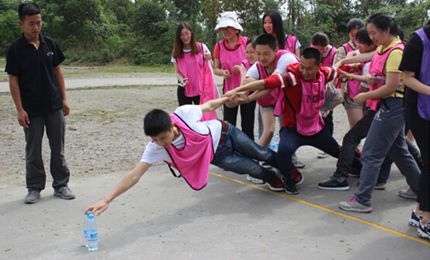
[0, 83, 351, 189]
[0, 85, 182, 188]
[1, 83, 353, 188]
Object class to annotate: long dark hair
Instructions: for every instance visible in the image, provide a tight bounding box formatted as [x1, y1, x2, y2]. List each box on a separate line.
[172, 22, 199, 59]
[367, 13, 398, 36]
[262, 11, 285, 49]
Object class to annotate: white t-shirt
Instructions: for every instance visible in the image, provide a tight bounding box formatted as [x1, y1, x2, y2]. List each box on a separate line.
[361, 62, 371, 89]
[245, 52, 297, 79]
[141, 105, 222, 164]
[171, 43, 210, 64]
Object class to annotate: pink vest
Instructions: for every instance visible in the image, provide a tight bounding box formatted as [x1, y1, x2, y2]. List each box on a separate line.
[273, 52, 300, 116]
[284, 35, 298, 53]
[336, 43, 361, 98]
[199, 59, 218, 121]
[366, 43, 404, 111]
[218, 36, 248, 93]
[165, 113, 214, 190]
[176, 43, 204, 97]
[255, 50, 289, 107]
[242, 58, 252, 70]
[296, 72, 326, 136]
[321, 46, 337, 67]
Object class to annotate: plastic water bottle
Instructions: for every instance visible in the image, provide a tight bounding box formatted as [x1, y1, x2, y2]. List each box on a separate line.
[270, 142, 278, 152]
[270, 132, 280, 152]
[84, 211, 98, 251]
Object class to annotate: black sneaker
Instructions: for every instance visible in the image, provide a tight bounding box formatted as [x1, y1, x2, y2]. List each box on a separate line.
[284, 181, 299, 195]
[418, 221, 430, 240]
[318, 177, 350, 191]
[24, 189, 41, 204]
[54, 186, 75, 200]
[266, 176, 285, 192]
[409, 210, 422, 227]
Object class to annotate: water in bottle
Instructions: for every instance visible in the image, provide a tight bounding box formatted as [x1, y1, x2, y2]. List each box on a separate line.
[270, 142, 279, 152]
[84, 211, 98, 251]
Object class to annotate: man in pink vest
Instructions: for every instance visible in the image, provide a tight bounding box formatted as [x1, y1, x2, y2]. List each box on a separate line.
[224, 48, 350, 194]
[85, 97, 285, 216]
[311, 32, 338, 159]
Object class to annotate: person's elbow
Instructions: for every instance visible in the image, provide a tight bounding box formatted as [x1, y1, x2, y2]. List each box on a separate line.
[129, 162, 149, 181]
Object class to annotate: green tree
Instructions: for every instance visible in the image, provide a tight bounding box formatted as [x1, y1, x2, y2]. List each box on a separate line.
[58, 0, 113, 47]
[0, 9, 21, 54]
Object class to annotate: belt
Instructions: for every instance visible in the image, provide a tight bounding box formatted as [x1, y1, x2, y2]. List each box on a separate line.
[218, 120, 229, 145]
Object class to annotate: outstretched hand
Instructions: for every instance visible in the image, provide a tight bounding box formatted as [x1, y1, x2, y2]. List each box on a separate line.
[225, 93, 249, 108]
[223, 89, 239, 99]
[85, 199, 109, 216]
[338, 69, 349, 79]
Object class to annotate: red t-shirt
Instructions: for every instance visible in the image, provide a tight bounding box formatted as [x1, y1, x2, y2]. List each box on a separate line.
[264, 63, 338, 129]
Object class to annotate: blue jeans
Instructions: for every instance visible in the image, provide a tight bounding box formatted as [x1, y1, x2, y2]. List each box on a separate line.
[277, 127, 340, 182]
[355, 98, 420, 206]
[212, 123, 278, 182]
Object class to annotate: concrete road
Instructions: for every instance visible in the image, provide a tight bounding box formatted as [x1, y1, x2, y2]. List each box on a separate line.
[1, 159, 429, 260]
[0, 73, 224, 93]
[0, 73, 429, 259]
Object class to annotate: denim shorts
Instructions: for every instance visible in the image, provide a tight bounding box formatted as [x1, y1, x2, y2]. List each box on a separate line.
[343, 94, 363, 110]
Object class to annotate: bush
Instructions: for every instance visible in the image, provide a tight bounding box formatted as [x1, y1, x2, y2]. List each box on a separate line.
[131, 48, 147, 65]
[0, 10, 21, 55]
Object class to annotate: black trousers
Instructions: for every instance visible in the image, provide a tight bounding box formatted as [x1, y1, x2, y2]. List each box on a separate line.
[177, 86, 200, 106]
[406, 100, 430, 211]
[323, 110, 334, 136]
[24, 110, 70, 191]
[223, 101, 256, 140]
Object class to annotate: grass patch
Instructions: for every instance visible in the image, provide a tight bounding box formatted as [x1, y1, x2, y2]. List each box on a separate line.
[73, 108, 115, 124]
[0, 61, 174, 81]
[66, 84, 172, 92]
[62, 63, 173, 79]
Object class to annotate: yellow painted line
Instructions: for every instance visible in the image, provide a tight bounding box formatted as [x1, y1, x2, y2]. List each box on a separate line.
[209, 171, 430, 247]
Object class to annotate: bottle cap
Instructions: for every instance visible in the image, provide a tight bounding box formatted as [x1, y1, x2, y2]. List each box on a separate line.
[86, 211, 95, 219]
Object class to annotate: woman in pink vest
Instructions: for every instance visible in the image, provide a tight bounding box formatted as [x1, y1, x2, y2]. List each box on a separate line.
[240, 38, 257, 82]
[172, 22, 212, 106]
[213, 12, 255, 140]
[339, 13, 420, 213]
[262, 10, 301, 56]
[334, 18, 365, 129]
[262, 11, 305, 169]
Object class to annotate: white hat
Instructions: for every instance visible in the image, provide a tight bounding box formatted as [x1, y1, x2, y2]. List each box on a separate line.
[214, 11, 243, 32]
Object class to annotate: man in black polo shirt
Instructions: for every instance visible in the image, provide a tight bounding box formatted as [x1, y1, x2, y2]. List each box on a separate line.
[5, 3, 74, 204]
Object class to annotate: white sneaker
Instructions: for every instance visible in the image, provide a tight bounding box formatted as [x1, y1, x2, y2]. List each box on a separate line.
[398, 188, 417, 200]
[317, 152, 329, 159]
[246, 175, 265, 185]
[292, 154, 305, 169]
[418, 220, 430, 240]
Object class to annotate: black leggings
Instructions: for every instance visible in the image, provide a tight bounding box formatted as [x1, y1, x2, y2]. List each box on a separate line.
[223, 101, 256, 140]
[177, 86, 200, 106]
[406, 100, 430, 212]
